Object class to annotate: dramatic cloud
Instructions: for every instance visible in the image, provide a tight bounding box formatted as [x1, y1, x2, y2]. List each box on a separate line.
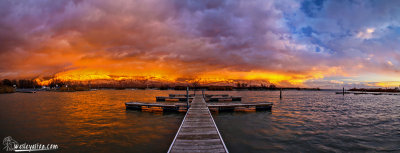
[0, 0, 399, 87]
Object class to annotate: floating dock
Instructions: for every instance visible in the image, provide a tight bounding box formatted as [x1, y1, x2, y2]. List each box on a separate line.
[167, 95, 228, 153]
[208, 96, 241, 102]
[157, 94, 241, 102]
[125, 101, 273, 112]
[156, 96, 194, 102]
[208, 102, 273, 111]
[169, 94, 196, 97]
[168, 94, 229, 98]
[125, 102, 188, 112]
[125, 93, 273, 152]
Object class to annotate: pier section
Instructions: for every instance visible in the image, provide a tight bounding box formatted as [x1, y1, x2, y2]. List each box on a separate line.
[167, 95, 229, 153]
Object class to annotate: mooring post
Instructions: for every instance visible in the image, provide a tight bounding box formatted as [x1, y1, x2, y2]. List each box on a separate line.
[280, 88, 282, 99]
[202, 88, 204, 98]
[186, 86, 189, 110]
[342, 87, 345, 95]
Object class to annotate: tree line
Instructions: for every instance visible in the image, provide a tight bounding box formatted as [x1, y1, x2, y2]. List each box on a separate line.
[1, 79, 40, 88]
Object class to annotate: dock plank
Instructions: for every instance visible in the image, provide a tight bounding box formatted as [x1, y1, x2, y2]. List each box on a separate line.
[168, 95, 228, 153]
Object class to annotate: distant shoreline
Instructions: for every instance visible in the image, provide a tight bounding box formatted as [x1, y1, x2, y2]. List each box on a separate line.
[348, 88, 400, 93]
[1, 87, 324, 93]
[3, 86, 399, 93]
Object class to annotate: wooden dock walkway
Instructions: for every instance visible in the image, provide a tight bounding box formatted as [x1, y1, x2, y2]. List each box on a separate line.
[168, 95, 228, 153]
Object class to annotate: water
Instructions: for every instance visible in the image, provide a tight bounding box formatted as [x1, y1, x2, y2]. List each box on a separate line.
[214, 91, 400, 152]
[0, 90, 399, 152]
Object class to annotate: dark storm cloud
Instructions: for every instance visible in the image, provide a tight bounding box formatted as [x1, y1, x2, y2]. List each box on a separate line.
[0, 0, 399, 87]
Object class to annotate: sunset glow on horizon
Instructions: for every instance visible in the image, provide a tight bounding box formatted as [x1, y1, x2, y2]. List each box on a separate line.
[1, 0, 400, 88]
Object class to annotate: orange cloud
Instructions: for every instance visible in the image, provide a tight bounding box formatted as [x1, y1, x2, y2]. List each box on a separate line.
[373, 81, 400, 88]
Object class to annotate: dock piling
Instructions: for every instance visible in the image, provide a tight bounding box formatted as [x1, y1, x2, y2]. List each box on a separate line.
[343, 87, 345, 95]
[186, 87, 189, 110]
[280, 88, 282, 99]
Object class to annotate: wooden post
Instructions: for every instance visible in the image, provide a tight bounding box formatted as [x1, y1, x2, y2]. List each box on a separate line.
[280, 88, 282, 99]
[342, 87, 345, 95]
[186, 87, 189, 110]
[202, 88, 204, 98]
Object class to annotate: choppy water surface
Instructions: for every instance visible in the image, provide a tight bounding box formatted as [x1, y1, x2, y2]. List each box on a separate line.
[0, 90, 399, 152]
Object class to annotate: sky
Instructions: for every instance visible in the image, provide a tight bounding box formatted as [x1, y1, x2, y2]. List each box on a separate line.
[0, 0, 400, 88]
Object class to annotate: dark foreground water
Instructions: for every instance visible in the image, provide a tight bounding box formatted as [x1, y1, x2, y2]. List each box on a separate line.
[0, 90, 399, 152]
